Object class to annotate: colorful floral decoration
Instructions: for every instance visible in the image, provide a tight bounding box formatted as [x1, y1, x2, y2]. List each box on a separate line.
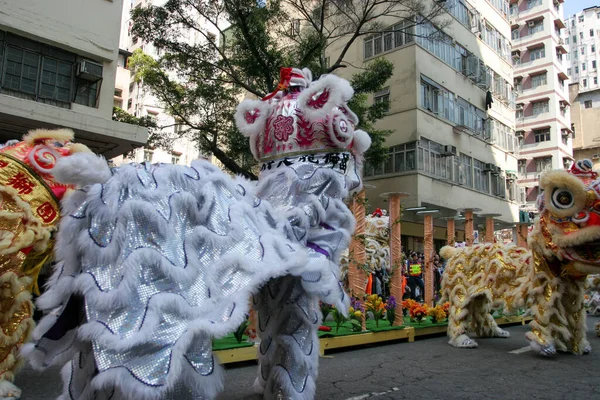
[409, 304, 429, 323]
[365, 294, 386, 327]
[428, 305, 447, 323]
[385, 295, 397, 326]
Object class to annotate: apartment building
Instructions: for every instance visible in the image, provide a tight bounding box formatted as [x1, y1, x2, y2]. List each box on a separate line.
[325, 0, 520, 251]
[511, 0, 572, 213]
[564, 6, 600, 92]
[569, 83, 600, 168]
[114, 0, 216, 166]
[0, 0, 147, 157]
[562, 6, 600, 169]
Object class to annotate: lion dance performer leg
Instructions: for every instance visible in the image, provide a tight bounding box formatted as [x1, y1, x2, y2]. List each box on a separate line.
[24, 67, 370, 399]
[441, 160, 600, 356]
[0, 130, 85, 398]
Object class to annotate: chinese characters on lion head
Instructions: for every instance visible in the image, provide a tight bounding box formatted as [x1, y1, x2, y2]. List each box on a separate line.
[0, 129, 90, 398]
[24, 67, 370, 400]
[441, 159, 600, 356]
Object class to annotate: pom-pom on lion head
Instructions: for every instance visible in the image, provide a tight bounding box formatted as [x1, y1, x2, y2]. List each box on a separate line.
[529, 160, 600, 275]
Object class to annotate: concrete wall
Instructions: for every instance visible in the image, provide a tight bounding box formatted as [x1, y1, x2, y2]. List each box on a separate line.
[570, 83, 600, 166]
[0, 0, 125, 120]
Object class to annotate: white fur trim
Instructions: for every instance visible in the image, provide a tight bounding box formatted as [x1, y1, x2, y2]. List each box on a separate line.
[234, 99, 272, 138]
[352, 130, 371, 156]
[52, 152, 112, 186]
[23, 128, 74, 144]
[296, 74, 354, 122]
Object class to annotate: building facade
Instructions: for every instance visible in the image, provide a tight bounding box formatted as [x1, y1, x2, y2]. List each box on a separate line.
[326, 0, 520, 252]
[0, 0, 147, 157]
[564, 6, 600, 92]
[569, 83, 600, 168]
[511, 0, 572, 213]
[113, 0, 218, 166]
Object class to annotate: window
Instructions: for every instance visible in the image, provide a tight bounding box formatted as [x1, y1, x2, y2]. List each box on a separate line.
[580, 32, 584, 40]
[171, 154, 180, 164]
[420, 75, 486, 136]
[374, 88, 390, 112]
[579, 16, 585, 23]
[582, 62, 587, 71]
[417, 138, 453, 180]
[363, 21, 414, 59]
[527, 0, 542, 8]
[584, 78, 588, 87]
[518, 159, 527, 175]
[530, 47, 545, 61]
[127, 98, 133, 110]
[568, 68, 571, 75]
[512, 29, 520, 40]
[456, 153, 473, 187]
[474, 159, 491, 193]
[531, 73, 547, 88]
[574, 50, 578, 59]
[582, 47, 586, 55]
[585, 100, 593, 108]
[594, 61, 597, 69]
[290, 19, 300, 37]
[143, 149, 154, 162]
[529, 21, 544, 35]
[0, 31, 82, 108]
[591, 29, 595, 37]
[532, 100, 549, 115]
[595, 77, 598, 85]
[566, 37, 570, 44]
[575, 66, 579, 73]
[535, 157, 552, 172]
[364, 142, 416, 177]
[593, 45, 596, 52]
[74, 81, 99, 108]
[534, 128, 550, 142]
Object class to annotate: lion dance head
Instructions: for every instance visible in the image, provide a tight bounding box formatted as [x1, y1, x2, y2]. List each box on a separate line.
[529, 159, 600, 276]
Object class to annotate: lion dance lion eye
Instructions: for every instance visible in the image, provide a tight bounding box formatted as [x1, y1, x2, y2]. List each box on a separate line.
[551, 189, 574, 209]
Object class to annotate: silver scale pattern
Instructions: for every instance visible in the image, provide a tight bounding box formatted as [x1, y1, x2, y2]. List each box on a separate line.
[254, 156, 358, 399]
[39, 159, 330, 399]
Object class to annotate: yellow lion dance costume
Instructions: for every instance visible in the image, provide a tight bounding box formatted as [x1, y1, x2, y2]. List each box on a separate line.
[441, 160, 600, 356]
[0, 129, 87, 398]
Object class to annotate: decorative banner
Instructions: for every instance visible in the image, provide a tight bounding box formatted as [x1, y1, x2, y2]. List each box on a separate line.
[447, 219, 455, 245]
[0, 154, 59, 226]
[424, 215, 434, 306]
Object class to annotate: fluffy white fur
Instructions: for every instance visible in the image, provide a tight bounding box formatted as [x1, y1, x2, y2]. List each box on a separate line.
[27, 156, 354, 399]
[352, 129, 371, 156]
[52, 152, 112, 187]
[296, 74, 354, 122]
[234, 99, 272, 138]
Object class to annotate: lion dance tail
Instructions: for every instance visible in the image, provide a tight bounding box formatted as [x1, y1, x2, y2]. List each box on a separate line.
[439, 246, 458, 304]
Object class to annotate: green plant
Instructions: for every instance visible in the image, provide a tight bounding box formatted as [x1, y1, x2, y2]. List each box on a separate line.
[233, 319, 250, 343]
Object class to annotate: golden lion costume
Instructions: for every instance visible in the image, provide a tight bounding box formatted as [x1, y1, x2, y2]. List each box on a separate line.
[441, 160, 600, 356]
[0, 129, 86, 398]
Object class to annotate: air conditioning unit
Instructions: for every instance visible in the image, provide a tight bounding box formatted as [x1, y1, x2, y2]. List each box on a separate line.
[515, 131, 525, 138]
[516, 104, 524, 110]
[441, 145, 457, 156]
[492, 166, 501, 175]
[453, 125, 469, 135]
[593, 154, 600, 160]
[484, 163, 495, 172]
[528, 21, 536, 27]
[77, 60, 103, 81]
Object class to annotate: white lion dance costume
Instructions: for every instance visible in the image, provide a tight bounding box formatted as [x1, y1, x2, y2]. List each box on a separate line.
[24, 67, 370, 399]
[0, 129, 86, 398]
[441, 160, 600, 356]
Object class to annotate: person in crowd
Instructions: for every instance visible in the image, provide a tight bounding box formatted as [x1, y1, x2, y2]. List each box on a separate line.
[407, 252, 425, 302]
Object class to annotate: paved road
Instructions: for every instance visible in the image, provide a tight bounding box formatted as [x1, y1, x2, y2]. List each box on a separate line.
[15, 317, 600, 399]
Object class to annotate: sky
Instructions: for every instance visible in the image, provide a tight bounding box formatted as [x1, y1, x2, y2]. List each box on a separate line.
[563, 0, 600, 18]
